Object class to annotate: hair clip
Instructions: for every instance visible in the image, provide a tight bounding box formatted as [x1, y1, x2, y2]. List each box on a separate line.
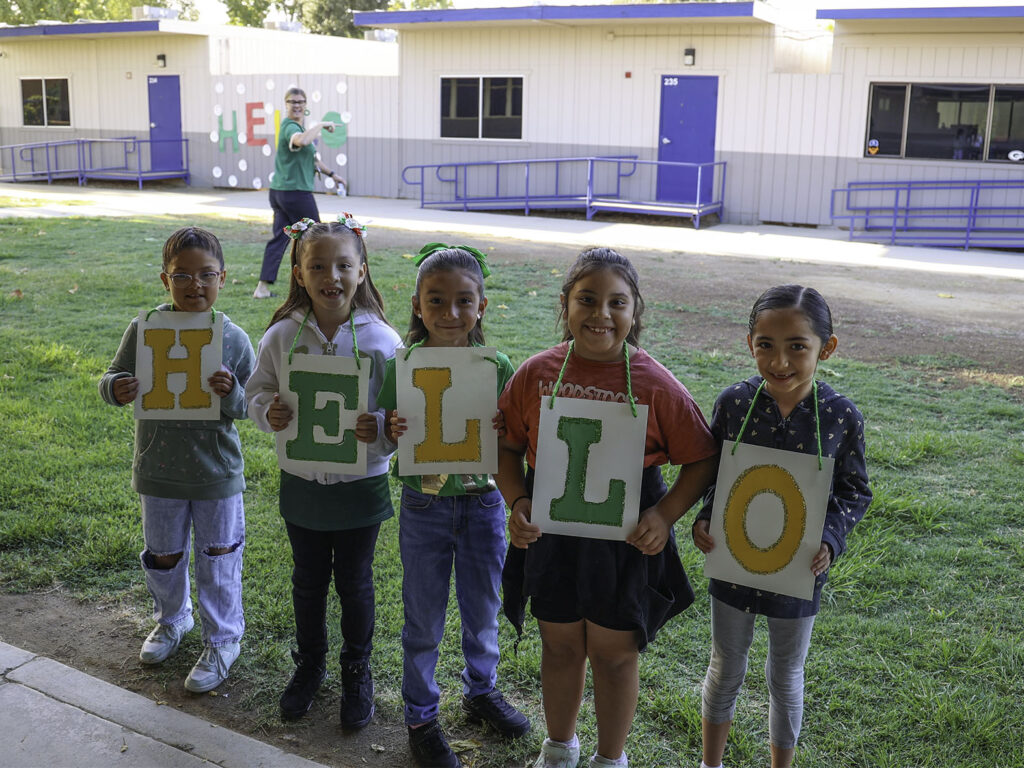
[284, 217, 316, 240]
[337, 212, 367, 239]
[414, 242, 491, 278]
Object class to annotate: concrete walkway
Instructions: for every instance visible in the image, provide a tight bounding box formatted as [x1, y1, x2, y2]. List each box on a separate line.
[0, 641, 326, 768]
[1, 182, 1022, 280]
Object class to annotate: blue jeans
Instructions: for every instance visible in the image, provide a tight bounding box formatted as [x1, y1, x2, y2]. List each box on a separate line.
[399, 487, 506, 725]
[702, 598, 816, 749]
[139, 494, 245, 647]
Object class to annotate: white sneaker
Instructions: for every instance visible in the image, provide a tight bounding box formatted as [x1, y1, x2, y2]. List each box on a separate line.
[252, 281, 273, 299]
[139, 615, 194, 665]
[589, 753, 628, 767]
[184, 642, 240, 693]
[533, 735, 581, 768]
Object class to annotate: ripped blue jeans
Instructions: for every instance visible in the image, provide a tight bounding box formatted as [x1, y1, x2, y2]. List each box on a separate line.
[139, 494, 245, 647]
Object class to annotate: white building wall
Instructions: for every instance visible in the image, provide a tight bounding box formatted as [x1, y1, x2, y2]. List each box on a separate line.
[395, 22, 778, 223]
[821, 28, 1024, 227]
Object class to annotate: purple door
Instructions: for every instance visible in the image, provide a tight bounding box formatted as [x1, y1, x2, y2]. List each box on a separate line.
[656, 75, 718, 205]
[148, 75, 183, 172]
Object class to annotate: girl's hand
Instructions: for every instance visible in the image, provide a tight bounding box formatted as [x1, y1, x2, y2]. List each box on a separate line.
[355, 412, 378, 443]
[509, 497, 541, 549]
[627, 505, 671, 555]
[692, 518, 715, 554]
[113, 376, 139, 405]
[811, 542, 833, 576]
[492, 410, 506, 438]
[208, 366, 234, 397]
[267, 394, 293, 432]
[387, 410, 407, 443]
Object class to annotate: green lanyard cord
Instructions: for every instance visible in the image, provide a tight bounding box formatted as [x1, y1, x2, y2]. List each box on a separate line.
[146, 307, 215, 323]
[732, 378, 823, 470]
[403, 338, 499, 366]
[548, 340, 638, 418]
[288, 309, 360, 368]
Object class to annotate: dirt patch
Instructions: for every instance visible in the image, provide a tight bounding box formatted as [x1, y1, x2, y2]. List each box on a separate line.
[2, 225, 1022, 768]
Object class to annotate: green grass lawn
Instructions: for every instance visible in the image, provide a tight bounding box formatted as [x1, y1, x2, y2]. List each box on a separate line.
[1, 215, 1022, 767]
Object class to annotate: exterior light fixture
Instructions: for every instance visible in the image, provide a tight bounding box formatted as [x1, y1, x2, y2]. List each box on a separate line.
[684, 48, 696, 66]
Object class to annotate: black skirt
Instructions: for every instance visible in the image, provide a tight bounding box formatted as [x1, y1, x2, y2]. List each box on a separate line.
[502, 465, 695, 651]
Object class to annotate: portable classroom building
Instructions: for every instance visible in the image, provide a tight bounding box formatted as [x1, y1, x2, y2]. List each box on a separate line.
[0, 19, 399, 193]
[355, 2, 1024, 231]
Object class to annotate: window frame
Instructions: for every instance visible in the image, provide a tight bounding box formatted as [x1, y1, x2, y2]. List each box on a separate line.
[439, 74, 524, 141]
[864, 81, 1024, 164]
[20, 76, 72, 129]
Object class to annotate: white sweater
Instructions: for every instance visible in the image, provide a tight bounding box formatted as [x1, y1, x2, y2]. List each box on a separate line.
[247, 308, 401, 484]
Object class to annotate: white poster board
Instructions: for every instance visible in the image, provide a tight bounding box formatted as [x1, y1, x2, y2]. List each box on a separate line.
[531, 395, 648, 541]
[275, 353, 369, 476]
[704, 442, 834, 600]
[395, 346, 499, 476]
[135, 310, 223, 421]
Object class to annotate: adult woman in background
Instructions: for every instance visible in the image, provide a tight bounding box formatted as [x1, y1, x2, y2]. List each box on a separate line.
[254, 87, 346, 299]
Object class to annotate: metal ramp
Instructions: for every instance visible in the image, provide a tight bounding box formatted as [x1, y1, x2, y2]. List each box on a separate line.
[0, 137, 190, 189]
[402, 156, 726, 229]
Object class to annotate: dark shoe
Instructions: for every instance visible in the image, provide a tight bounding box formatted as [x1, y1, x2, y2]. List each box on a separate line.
[339, 658, 374, 729]
[279, 651, 327, 720]
[408, 719, 461, 768]
[462, 688, 531, 738]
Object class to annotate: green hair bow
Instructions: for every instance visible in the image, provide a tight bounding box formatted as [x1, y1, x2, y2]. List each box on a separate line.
[414, 242, 491, 278]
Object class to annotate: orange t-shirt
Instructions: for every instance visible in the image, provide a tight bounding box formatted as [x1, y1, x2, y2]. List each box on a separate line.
[499, 342, 716, 469]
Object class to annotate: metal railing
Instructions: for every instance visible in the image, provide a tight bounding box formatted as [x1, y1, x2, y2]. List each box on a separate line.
[830, 178, 1024, 249]
[0, 137, 190, 189]
[401, 155, 726, 228]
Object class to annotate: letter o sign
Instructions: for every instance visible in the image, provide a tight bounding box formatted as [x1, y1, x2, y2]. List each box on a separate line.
[723, 465, 806, 575]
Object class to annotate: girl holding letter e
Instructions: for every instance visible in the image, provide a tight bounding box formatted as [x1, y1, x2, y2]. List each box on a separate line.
[377, 243, 529, 768]
[497, 247, 718, 768]
[692, 285, 871, 768]
[246, 215, 401, 727]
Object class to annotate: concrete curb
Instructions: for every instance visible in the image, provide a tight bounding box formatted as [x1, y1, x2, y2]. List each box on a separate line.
[0, 641, 327, 768]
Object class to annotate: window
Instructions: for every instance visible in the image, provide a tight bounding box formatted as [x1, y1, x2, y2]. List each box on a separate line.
[865, 82, 1024, 163]
[21, 78, 70, 127]
[440, 77, 522, 140]
[990, 86, 1024, 162]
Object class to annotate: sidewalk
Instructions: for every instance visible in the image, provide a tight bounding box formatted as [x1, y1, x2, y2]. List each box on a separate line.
[0, 641, 328, 768]
[2, 182, 1023, 280]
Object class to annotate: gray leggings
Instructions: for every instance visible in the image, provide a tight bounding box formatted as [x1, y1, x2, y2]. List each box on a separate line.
[701, 598, 816, 750]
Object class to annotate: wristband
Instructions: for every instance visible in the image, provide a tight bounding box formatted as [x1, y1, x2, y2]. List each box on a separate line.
[509, 495, 529, 511]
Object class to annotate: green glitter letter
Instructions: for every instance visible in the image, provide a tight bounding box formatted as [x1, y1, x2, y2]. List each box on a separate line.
[286, 370, 359, 464]
[549, 416, 625, 526]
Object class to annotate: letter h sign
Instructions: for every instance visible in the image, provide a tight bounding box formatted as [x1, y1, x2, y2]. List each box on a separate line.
[135, 311, 224, 420]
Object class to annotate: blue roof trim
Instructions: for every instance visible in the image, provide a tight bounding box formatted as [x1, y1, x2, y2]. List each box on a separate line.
[817, 6, 1024, 20]
[355, 2, 759, 27]
[0, 20, 161, 38]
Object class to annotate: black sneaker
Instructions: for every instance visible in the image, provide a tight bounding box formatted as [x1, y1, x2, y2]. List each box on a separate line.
[462, 688, 531, 738]
[279, 651, 327, 721]
[339, 659, 374, 729]
[408, 719, 461, 768]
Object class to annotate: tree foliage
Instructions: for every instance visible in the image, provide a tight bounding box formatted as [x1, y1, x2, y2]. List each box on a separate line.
[300, 0, 388, 39]
[1, 0, 196, 25]
[223, 0, 272, 28]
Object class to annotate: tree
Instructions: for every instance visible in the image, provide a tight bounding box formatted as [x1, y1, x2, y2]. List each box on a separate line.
[1, 0, 195, 25]
[300, 0, 388, 39]
[223, 0, 273, 28]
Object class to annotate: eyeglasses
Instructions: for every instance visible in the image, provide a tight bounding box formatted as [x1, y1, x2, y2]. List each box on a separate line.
[286, 99, 306, 105]
[164, 271, 222, 287]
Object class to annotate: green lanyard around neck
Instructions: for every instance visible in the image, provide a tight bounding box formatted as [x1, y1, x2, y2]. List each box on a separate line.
[547, 340, 638, 418]
[402, 337, 498, 366]
[732, 378, 823, 470]
[288, 309, 360, 368]
[146, 307, 215, 323]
